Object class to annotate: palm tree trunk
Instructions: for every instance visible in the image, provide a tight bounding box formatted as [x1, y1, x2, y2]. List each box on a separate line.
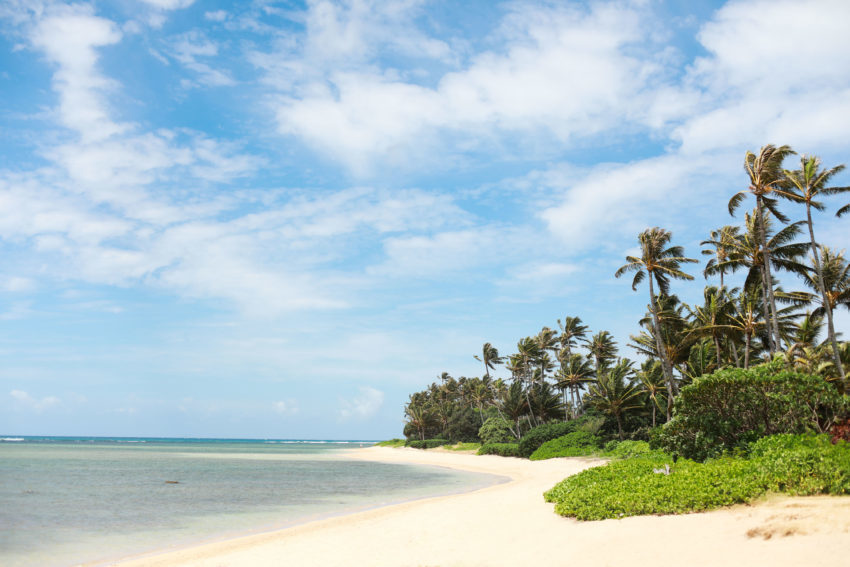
[744, 333, 751, 369]
[805, 205, 847, 386]
[648, 276, 675, 421]
[729, 338, 741, 367]
[713, 335, 723, 368]
[616, 413, 624, 440]
[756, 196, 782, 352]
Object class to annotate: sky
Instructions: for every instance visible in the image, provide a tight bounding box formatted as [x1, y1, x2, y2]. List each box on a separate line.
[1, 0, 849, 440]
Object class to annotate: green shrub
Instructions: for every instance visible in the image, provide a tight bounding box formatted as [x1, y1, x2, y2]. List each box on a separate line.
[518, 422, 578, 458]
[750, 434, 850, 495]
[375, 439, 405, 447]
[544, 433, 850, 521]
[602, 440, 653, 459]
[656, 361, 846, 461]
[544, 454, 764, 520]
[405, 438, 450, 449]
[477, 443, 521, 457]
[478, 416, 515, 445]
[530, 431, 601, 460]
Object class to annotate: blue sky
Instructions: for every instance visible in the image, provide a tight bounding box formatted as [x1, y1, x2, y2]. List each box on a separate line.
[1, 0, 849, 440]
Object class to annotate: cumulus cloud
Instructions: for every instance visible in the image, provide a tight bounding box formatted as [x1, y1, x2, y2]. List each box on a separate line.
[339, 386, 384, 420]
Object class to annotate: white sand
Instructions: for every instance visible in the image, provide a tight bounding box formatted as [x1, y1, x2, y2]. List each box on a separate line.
[113, 447, 850, 567]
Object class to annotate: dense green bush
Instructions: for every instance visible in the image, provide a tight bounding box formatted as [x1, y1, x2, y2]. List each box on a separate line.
[375, 439, 405, 447]
[518, 422, 578, 458]
[405, 438, 450, 449]
[655, 362, 846, 461]
[478, 416, 516, 445]
[530, 431, 601, 460]
[545, 433, 850, 521]
[750, 434, 850, 495]
[477, 443, 521, 457]
[602, 440, 653, 459]
[544, 453, 763, 520]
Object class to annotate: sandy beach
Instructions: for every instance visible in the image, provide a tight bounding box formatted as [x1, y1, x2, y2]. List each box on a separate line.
[113, 447, 850, 567]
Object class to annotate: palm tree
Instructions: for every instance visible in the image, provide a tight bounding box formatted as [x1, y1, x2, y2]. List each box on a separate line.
[528, 382, 564, 424]
[473, 342, 503, 380]
[636, 360, 666, 427]
[557, 316, 589, 357]
[515, 337, 542, 427]
[585, 330, 618, 375]
[615, 227, 697, 420]
[587, 358, 643, 440]
[779, 155, 850, 384]
[702, 225, 741, 289]
[498, 381, 528, 440]
[535, 327, 560, 380]
[555, 352, 596, 419]
[712, 211, 809, 335]
[784, 247, 850, 338]
[687, 286, 738, 368]
[404, 399, 436, 441]
[729, 144, 796, 352]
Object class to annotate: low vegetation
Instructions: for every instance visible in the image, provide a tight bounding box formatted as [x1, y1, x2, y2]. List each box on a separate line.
[529, 431, 601, 460]
[375, 439, 406, 447]
[477, 443, 521, 457]
[544, 434, 850, 521]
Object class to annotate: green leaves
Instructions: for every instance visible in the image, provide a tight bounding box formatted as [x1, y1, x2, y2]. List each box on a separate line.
[544, 434, 850, 521]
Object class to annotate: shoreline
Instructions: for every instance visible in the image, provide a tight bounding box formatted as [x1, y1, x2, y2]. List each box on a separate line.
[111, 447, 850, 567]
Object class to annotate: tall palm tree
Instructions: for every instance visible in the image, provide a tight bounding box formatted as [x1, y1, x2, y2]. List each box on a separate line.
[615, 227, 697, 420]
[779, 155, 850, 384]
[784, 247, 850, 335]
[515, 337, 542, 427]
[536, 327, 560, 380]
[555, 352, 595, 419]
[473, 342, 503, 380]
[729, 144, 796, 352]
[587, 358, 643, 440]
[585, 330, 618, 375]
[404, 399, 436, 441]
[712, 211, 809, 333]
[702, 225, 741, 289]
[557, 316, 589, 357]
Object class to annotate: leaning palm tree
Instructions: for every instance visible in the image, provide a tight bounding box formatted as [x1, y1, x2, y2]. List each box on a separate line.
[404, 399, 436, 441]
[587, 358, 643, 440]
[615, 227, 697, 420]
[729, 144, 796, 352]
[515, 337, 542, 427]
[702, 225, 741, 289]
[473, 342, 503, 380]
[779, 155, 850, 384]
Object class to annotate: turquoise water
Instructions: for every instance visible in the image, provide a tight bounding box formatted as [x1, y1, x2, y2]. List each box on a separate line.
[0, 437, 499, 567]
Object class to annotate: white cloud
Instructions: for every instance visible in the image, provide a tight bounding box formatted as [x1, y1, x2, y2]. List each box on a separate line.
[169, 31, 237, 87]
[258, 1, 661, 173]
[204, 10, 228, 22]
[339, 386, 384, 420]
[138, 0, 195, 10]
[273, 399, 299, 415]
[10, 389, 61, 412]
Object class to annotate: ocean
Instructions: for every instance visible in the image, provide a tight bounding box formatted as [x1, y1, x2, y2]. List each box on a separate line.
[0, 437, 499, 567]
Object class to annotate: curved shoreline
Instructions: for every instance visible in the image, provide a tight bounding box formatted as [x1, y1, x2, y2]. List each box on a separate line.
[111, 447, 850, 567]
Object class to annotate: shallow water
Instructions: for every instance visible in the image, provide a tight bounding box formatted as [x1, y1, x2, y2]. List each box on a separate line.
[0, 438, 499, 566]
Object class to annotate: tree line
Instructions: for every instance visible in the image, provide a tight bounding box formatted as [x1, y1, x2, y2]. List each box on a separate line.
[403, 144, 850, 442]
